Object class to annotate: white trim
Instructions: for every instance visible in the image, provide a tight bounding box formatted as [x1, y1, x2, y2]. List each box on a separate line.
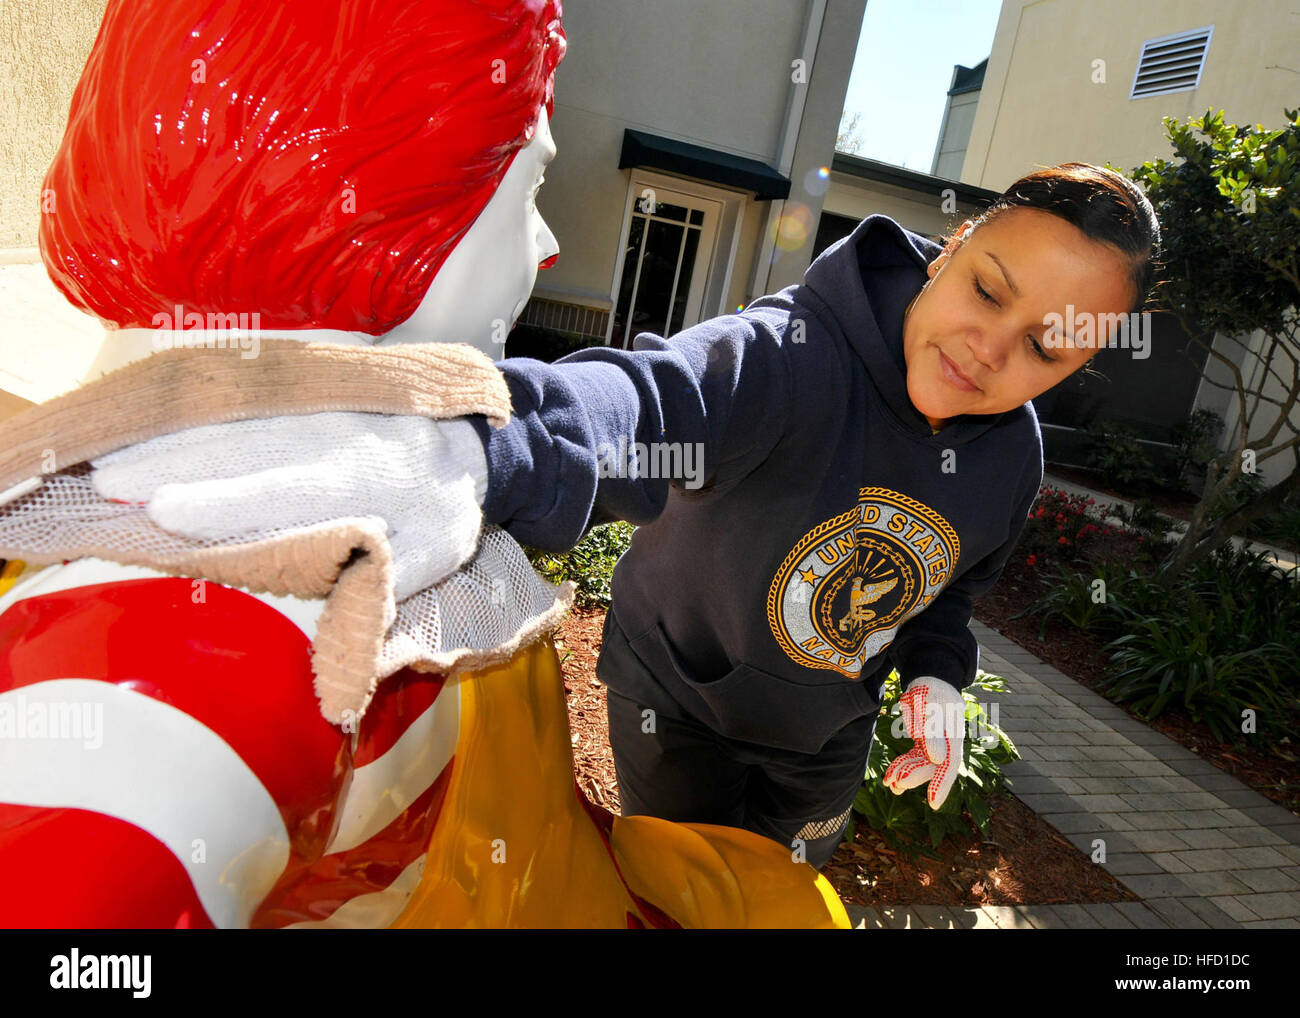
[750, 0, 828, 301]
[716, 200, 746, 316]
[776, 0, 828, 178]
[605, 171, 745, 345]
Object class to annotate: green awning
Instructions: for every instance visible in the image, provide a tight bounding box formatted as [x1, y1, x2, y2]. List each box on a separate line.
[618, 128, 791, 201]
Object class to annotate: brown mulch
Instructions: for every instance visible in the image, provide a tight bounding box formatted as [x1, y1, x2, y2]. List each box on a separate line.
[554, 605, 623, 815]
[552, 604, 1137, 910]
[824, 790, 1136, 910]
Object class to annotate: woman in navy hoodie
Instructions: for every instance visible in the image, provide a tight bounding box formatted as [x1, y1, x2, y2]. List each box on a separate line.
[92, 161, 1161, 872]
[455, 162, 1160, 868]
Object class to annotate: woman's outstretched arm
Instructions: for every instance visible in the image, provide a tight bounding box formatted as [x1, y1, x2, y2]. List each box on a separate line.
[467, 313, 794, 553]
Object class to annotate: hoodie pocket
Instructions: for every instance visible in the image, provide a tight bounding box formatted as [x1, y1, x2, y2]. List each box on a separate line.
[628, 621, 879, 755]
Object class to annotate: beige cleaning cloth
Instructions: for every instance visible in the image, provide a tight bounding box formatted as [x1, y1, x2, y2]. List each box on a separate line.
[0, 340, 574, 723]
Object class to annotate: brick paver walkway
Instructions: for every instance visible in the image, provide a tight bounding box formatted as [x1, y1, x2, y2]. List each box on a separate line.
[845, 621, 1300, 930]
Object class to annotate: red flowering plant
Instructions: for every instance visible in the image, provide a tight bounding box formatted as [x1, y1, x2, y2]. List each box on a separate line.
[1019, 485, 1115, 567]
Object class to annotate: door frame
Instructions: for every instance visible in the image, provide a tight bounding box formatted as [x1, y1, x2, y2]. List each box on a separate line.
[604, 169, 747, 346]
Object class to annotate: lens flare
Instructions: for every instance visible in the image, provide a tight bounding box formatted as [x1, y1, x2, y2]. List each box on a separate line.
[770, 202, 815, 251]
[803, 166, 830, 196]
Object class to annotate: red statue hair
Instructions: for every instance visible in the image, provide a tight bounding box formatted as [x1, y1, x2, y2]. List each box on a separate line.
[39, 0, 566, 334]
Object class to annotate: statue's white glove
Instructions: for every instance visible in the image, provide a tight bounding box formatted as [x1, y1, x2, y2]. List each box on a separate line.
[90, 412, 489, 603]
[881, 676, 966, 810]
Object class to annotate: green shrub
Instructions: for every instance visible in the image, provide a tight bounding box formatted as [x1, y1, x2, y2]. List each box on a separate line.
[1208, 468, 1267, 522]
[850, 669, 1019, 859]
[1020, 485, 1112, 564]
[1098, 546, 1300, 743]
[1202, 464, 1300, 557]
[1010, 561, 1128, 641]
[1081, 418, 1158, 489]
[1170, 408, 1222, 489]
[1248, 505, 1300, 556]
[1185, 544, 1300, 659]
[1112, 496, 1171, 538]
[522, 521, 636, 609]
[1100, 613, 1289, 742]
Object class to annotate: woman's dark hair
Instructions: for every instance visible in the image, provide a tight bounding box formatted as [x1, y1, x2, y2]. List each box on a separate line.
[947, 162, 1162, 318]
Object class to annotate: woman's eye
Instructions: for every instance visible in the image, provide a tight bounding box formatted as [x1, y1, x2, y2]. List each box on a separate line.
[974, 274, 1053, 362]
[973, 277, 998, 307]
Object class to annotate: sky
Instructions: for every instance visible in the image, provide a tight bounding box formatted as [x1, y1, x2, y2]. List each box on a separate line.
[838, 0, 1005, 172]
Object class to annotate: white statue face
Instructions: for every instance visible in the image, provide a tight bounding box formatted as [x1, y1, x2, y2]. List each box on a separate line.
[377, 106, 559, 352]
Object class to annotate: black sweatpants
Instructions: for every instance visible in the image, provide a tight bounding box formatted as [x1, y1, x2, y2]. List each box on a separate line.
[606, 684, 878, 870]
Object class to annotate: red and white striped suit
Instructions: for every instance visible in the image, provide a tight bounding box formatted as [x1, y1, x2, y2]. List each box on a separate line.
[0, 557, 457, 928]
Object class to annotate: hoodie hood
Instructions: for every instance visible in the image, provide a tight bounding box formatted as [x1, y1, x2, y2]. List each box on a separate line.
[799, 213, 1025, 444]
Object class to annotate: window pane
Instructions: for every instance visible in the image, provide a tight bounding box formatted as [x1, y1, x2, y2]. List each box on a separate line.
[626, 218, 685, 342]
[612, 215, 647, 348]
[646, 200, 688, 222]
[667, 226, 701, 336]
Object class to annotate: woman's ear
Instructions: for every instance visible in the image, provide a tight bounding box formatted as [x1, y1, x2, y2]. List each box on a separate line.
[928, 220, 973, 279]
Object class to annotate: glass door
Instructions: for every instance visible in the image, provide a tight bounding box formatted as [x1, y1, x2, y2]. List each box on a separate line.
[610, 187, 720, 349]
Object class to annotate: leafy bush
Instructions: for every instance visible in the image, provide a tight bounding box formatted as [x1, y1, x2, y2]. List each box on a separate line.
[1097, 545, 1300, 743]
[850, 669, 1019, 859]
[1246, 505, 1300, 556]
[1170, 409, 1223, 490]
[1181, 544, 1300, 656]
[522, 521, 636, 609]
[1081, 418, 1158, 489]
[1208, 468, 1267, 523]
[1020, 485, 1112, 564]
[1100, 611, 1289, 742]
[1010, 561, 1128, 641]
[1111, 496, 1172, 538]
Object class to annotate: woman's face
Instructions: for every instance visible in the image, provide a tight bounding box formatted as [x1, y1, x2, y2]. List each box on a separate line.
[902, 206, 1135, 430]
[377, 106, 559, 351]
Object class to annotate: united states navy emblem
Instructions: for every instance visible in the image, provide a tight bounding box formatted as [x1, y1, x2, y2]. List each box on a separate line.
[766, 487, 960, 677]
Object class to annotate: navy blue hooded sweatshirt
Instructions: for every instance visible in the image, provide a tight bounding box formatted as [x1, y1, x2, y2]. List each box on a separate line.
[467, 213, 1043, 755]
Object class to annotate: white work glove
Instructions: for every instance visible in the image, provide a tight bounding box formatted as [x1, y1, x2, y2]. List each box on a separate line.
[881, 676, 966, 810]
[90, 412, 489, 603]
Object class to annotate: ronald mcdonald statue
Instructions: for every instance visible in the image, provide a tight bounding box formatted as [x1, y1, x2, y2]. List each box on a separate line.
[0, 0, 850, 928]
